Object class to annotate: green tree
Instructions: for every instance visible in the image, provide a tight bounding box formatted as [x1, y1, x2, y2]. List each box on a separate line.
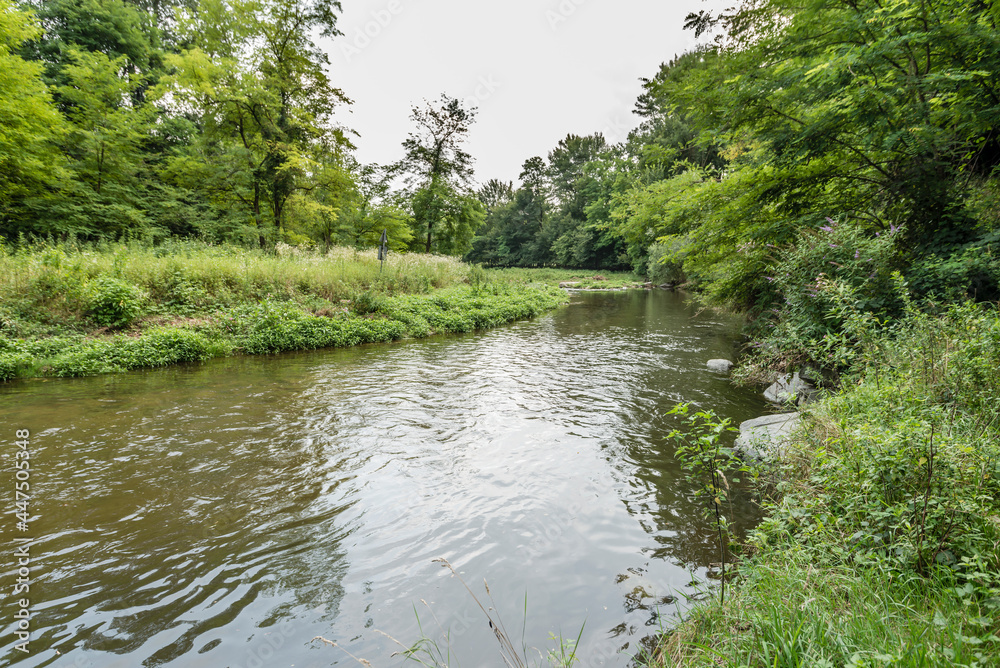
[20, 0, 158, 98]
[332, 162, 413, 251]
[55, 48, 156, 236]
[161, 0, 353, 247]
[0, 0, 67, 237]
[396, 94, 483, 254]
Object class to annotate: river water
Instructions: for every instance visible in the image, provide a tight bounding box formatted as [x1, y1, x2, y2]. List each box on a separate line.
[1, 290, 769, 668]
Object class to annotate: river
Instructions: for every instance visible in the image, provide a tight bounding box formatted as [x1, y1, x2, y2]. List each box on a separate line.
[1, 290, 769, 668]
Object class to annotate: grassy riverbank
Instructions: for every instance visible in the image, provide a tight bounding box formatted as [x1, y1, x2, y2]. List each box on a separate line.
[488, 267, 646, 290]
[654, 303, 1000, 667]
[0, 241, 567, 381]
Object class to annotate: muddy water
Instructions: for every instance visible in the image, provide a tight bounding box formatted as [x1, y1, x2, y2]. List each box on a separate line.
[0, 290, 768, 667]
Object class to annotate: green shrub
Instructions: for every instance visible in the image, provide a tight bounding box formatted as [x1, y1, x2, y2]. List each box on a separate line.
[907, 237, 1000, 303]
[86, 276, 146, 328]
[351, 291, 387, 315]
[109, 328, 215, 368]
[754, 304, 1000, 580]
[647, 241, 685, 285]
[0, 350, 31, 381]
[740, 221, 903, 378]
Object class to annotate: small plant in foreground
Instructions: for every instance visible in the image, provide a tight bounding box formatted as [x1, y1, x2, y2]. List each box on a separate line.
[668, 404, 749, 606]
[314, 558, 585, 667]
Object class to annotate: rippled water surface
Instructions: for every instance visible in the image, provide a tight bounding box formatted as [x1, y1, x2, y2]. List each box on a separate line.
[1, 290, 769, 667]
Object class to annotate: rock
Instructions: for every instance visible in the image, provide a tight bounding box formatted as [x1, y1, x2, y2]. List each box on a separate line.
[798, 365, 824, 385]
[735, 413, 801, 461]
[764, 372, 818, 405]
[559, 281, 582, 288]
[659, 283, 675, 290]
[707, 359, 734, 373]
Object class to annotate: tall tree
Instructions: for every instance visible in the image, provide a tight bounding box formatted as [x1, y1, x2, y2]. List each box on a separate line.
[161, 0, 353, 247]
[0, 0, 67, 237]
[395, 94, 483, 254]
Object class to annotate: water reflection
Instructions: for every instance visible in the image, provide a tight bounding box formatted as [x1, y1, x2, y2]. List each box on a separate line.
[1, 290, 767, 667]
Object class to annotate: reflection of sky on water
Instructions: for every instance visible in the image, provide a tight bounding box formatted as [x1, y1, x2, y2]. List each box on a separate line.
[0, 290, 767, 667]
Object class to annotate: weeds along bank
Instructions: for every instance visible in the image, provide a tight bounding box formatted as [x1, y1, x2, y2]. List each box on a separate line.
[0, 241, 567, 381]
[657, 302, 1000, 667]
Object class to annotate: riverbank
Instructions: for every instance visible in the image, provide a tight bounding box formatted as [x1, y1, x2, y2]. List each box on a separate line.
[0, 241, 567, 381]
[487, 267, 646, 291]
[652, 302, 1000, 666]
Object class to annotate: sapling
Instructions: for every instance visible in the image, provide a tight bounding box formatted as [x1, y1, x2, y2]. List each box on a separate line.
[668, 403, 748, 605]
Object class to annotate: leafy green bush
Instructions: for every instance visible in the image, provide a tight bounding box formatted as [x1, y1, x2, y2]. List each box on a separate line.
[647, 241, 685, 285]
[86, 276, 146, 328]
[109, 328, 215, 367]
[741, 221, 903, 377]
[351, 291, 387, 315]
[0, 350, 31, 381]
[754, 303, 1000, 585]
[907, 235, 1000, 303]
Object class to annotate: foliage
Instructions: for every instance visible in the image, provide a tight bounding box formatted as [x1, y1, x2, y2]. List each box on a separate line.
[646, 241, 684, 285]
[657, 303, 1000, 668]
[0, 240, 566, 381]
[0, 0, 66, 234]
[668, 404, 750, 605]
[85, 275, 146, 327]
[737, 220, 905, 377]
[159, 0, 353, 247]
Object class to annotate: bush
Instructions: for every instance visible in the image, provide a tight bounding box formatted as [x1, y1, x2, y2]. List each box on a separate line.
[740, 220, 903, 378]
[754, 303, 1000, 581]
[647, 241, 685, 285]
[86, 276, 146, 328]
[0, 350, 31, 381]
[109, 328, 215, 368]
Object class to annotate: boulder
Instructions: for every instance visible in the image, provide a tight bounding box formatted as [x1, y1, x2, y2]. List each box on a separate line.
[764, 372, 818, 405]
[735, 413, 801, 461]
[559, 281, 582, 289]
[707, 359, 734, 374]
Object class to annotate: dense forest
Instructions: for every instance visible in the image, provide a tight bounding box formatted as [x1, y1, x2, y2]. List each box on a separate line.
[2, 0, 999, 339]
[0, 0, 484, 253]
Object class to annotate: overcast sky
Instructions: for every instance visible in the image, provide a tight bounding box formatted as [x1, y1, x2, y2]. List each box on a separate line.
[326, 0, 729, 185]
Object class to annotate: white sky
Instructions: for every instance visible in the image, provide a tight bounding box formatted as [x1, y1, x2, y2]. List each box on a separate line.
[326, 0, 729, 185]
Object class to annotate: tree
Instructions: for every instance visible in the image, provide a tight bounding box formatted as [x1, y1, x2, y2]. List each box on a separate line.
[331, 162, 412, 251]
[54, 48, 156, 236]
[477, 178, 513, 215]
[20, 0, 158, 98]
[161, 0, 353, 247]
[0, 0, 67, 237]
[395, 94, 483, 254]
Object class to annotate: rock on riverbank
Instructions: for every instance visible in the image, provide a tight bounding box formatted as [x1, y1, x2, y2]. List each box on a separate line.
[734, 412, 801, 460]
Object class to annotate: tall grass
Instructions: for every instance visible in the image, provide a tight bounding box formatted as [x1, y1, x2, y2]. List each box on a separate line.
[0, 240, 472, 335]
[0, 239, 567, 381]
[658, 550, 998, 667]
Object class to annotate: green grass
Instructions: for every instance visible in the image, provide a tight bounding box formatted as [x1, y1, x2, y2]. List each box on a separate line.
[0, 240, 567, 381]
[657, 550, 999, 667]
[653, 302, 1000, 667]
[488, 267, 647, 290]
